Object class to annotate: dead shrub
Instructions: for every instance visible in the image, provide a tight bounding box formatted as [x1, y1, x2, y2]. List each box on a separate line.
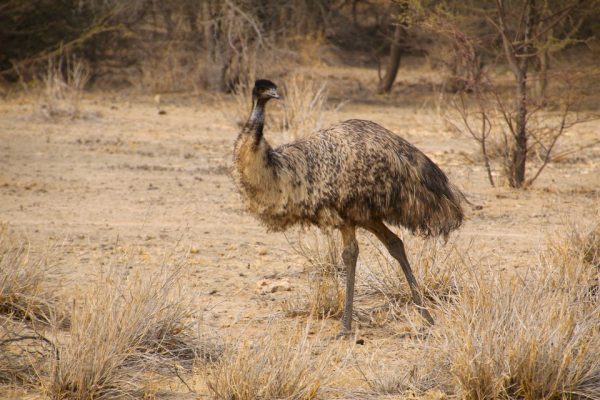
[358, 235, 462, 323]
[281, 272, 345, 320]
[44, 262, 213, 399]
[282, 230, 345, 320]
[0, 225, 58, 325]
[206, 324, 342, 400]
[38, 55, 89, 119]
[376, 225, 600, 399]
[0, 316, 53, 387]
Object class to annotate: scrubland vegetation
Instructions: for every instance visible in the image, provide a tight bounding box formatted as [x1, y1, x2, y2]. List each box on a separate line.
[1, 0, 599, 398]
[2, 218, 599, 398]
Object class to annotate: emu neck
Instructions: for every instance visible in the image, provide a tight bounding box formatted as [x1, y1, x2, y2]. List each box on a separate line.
[243, 98, 268, 140]
[234, 95, 278, 195]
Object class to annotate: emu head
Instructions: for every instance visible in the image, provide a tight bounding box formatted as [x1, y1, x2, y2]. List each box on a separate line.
[252, 79, 280, 101]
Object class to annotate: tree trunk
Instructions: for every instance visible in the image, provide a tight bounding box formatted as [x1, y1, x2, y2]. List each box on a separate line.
[507, 0, 535, 188]
[203, 0, 218, 61]
[377, 24, 404, 94]
[509, 70, 529, 187]
[535, 48, 549, 106]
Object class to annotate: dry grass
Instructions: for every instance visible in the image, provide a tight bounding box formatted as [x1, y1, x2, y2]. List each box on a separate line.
[1, 228, 220, 397]
[290, 230, 344, 276]
[206, 323, 344, 400]
[0, 226, 60, 389]
[0, 316, 52, 387]
[277, 74, 329, 141]
[37, 55, 89, 119]
[357, 344, 442, 398]
[364, 224, 600, 399]
[284, 230, 463, 325]
[281, 272, 345, 320]
[547, 220, 600, 271]
[358, 234, 462, 323]
[0, 225, 58, 325]
[282, 230, 345, 320]
[44, 259, 213, 399]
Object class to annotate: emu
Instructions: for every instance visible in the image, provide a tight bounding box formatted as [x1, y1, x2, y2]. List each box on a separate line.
[233, 79, 464, 334]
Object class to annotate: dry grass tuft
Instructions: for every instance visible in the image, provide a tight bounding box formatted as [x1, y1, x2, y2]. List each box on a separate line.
[278, 74, 329, 141]
[0, 225, 58, 325]
[206, 324, 342, 400]
[358, 347, 442, 398]
[0, 226, 60, 389]
[283, 230, 345, 320]
[38, 55, 89, 119]
[370, 225, 600, 399]
[44, 262, 213, 399]
[359, 235, 462, 323]
[281, 272, 345, 320]
[547, 220, 600, 270]
[290, 229, 344, 276]
[429, 275, 600, 399]
[0, 316, 52, 386]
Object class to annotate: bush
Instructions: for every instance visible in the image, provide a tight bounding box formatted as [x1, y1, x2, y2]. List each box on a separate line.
[368, 224, 600, 399]
[206, 324, 341, 400]
[45, 264, 213, 399]
[0, 225, 58, 324]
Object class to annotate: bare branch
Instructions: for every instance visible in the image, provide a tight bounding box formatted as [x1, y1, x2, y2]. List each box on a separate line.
[490, 3, 520, 77]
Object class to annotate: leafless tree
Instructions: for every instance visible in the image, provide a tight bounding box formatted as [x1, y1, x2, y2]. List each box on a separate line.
[418, 0, 599, 188]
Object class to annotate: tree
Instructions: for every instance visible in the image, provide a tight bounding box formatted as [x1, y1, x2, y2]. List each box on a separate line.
[493, 0, 536, 187]
[415, 0, 599, 188]
[377, 24, 405, 94]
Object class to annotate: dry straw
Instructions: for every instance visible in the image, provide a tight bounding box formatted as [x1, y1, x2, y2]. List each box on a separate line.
[42, 251, 216, 399]
[358, 234, 462, 323]
[206, 323, 346, 400]
[38, 55, 89, 119]
[0, 226, 60, 388]
[282, 230, 346, 320]
[362, 221, 600, 399]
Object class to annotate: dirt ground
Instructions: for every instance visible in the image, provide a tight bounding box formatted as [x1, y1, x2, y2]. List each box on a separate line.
[1, 77, 599, 396]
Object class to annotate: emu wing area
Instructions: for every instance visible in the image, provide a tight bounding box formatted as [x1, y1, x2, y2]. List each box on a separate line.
[267, 119, 463, 238]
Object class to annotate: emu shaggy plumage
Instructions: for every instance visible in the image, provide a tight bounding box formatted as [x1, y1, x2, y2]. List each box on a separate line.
[234, 119, 463, 237]
[233, 79, 464, 333]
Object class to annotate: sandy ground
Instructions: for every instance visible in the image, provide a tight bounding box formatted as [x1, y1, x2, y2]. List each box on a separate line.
[1, 85, 599, 396]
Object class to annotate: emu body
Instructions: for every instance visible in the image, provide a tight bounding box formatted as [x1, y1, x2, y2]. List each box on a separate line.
[233, 80, 464, 332]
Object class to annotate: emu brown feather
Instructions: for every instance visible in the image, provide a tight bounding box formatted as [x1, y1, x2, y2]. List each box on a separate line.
[234, 118, 464, 238]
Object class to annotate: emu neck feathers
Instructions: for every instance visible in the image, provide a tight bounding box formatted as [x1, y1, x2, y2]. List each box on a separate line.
[243, 98, 267, 139]
[234, 97, 281, 198]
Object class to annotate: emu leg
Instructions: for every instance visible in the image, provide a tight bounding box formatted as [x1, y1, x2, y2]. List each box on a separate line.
[340, 225, 359, 334]
[364, 221, 434, 325]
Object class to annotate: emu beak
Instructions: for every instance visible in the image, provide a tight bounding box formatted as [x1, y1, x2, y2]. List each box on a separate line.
[268, 88, 280, 99]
